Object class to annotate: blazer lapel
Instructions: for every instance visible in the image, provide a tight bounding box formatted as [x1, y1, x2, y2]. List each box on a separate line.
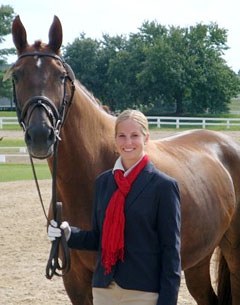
[125, 162, 154, 211]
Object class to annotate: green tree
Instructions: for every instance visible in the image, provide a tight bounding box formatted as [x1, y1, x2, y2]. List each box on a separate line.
[136, 23, 190, 113]
[0, 5, 15, 61]
[136, 21, 240, 114]
[185, 23, 240, 113]
[0, 5, 15, 101]
[104, 33, 146, 110]
[63, 20, 240, 114]
[63, 33, 100, 92]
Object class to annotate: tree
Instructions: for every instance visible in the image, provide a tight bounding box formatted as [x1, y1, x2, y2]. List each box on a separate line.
[136, 23, 190, 113]
[185, 23, 240, 114]
[63, 33, 100, 92]
[0, 5, 15, 101]
[135, 21, 240, 114]
[63, 20, 240, 114]
[0, 5, 15, 61]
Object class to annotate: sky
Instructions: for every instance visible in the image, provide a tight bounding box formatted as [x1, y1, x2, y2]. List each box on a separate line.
[1, 0, 240, 72]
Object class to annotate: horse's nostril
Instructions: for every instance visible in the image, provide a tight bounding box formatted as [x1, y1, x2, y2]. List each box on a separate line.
[48, 128, 56, 142]
[25, 129, 32, 144]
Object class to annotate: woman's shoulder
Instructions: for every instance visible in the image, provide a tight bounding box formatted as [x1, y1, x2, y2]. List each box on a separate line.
[147, 162, 178, 186]
[96, 168, 113, 182]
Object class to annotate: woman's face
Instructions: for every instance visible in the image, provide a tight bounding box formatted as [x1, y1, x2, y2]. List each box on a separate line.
[115, 118, 149, 169]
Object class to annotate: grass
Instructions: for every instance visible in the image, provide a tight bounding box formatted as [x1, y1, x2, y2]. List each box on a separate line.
[0, 163, 51, 182]
[0, 111, 16, 117]
[0, 138, 25, 147]
[0, 138, 51, 182]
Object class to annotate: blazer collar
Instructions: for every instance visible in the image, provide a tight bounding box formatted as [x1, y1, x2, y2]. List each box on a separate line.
[104, 162, 155, 212]
[125, 162, 155, 211]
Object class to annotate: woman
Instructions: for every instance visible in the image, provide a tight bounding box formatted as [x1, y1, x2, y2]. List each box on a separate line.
[48, 109, 181, 305]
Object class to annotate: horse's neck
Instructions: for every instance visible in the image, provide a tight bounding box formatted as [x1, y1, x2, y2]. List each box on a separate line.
[56, 84, 117, 178]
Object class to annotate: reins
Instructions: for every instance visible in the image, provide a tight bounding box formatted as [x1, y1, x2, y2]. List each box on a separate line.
[29, 140, 71, 279]
[12, 52, 75, 279]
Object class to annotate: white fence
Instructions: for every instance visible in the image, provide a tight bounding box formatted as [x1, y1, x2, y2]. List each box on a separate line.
[146, 116, 240, 129]
[0, 146, 28, 163]
[0, 117, 19, 129]
[1, 116, 240, 129]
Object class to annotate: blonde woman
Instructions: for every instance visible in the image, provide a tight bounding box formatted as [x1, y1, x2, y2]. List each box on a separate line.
[49, 109, 181, 305]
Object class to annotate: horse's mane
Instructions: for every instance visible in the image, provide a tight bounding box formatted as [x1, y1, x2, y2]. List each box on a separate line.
[77, 81, 100, 106]
[75, 80, 113, 115]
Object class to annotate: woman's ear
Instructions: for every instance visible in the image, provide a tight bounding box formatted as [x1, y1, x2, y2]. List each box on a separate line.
[144, 133, 150, 145]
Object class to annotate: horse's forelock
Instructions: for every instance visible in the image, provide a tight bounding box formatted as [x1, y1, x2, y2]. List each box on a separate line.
[29, 40, 60, 55]
[32, 40, 51, 52]
[34, 40, 43, 49]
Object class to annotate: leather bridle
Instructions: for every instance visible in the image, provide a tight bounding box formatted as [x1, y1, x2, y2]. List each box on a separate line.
[12, 52, 75, 279]
[12, 52, 75, 135]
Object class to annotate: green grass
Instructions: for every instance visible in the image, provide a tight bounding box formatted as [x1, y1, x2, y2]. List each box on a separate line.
[0, 111, 17, 117]
[0, 138, 25, 147]
[2, 125, 21, 130]
[0, 163, 51, 182]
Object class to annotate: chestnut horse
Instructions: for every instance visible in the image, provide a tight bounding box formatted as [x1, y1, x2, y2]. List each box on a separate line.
[11, 15, 240, 305]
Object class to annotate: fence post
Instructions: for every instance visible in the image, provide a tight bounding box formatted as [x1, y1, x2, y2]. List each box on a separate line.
[157, 117, 161, 128]
[227, 119, 230, 129]
[176, 118, 179, 129]
[0, 118, 2, 129]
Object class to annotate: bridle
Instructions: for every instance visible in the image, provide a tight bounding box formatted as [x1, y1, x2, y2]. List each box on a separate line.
[12, 52, 75, 136]
[12, 52, 75, 279]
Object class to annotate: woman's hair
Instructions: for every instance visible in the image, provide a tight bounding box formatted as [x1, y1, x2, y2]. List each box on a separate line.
[115, 109, 149, 136]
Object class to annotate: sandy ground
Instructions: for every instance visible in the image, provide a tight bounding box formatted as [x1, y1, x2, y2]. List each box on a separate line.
[1, 129, 239, 304]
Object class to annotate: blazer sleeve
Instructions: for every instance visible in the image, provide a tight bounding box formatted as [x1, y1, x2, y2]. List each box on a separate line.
[67, 179, 100, 251]
[157, 179, 181, 305]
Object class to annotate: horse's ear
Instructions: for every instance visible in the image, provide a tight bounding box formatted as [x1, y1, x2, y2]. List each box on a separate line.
[12, 15, 29, 54]
[48, 15, 62, 54]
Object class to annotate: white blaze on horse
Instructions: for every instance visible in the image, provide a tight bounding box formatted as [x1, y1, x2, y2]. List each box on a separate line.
[10, 15, 240, 305]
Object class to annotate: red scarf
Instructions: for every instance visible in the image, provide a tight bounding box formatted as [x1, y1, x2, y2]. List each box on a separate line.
[101, 154, 149, 274]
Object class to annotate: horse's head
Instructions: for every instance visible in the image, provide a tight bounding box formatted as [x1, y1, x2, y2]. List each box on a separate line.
[11, 15, 75, 159]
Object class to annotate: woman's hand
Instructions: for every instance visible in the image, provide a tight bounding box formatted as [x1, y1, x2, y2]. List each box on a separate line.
[48, 219, 71, 241]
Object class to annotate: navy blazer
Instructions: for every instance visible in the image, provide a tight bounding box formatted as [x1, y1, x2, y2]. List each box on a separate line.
[68, 162, 181, 305]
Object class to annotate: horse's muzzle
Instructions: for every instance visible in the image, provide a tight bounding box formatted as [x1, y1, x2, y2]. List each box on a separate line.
[25, 124, 56, 159]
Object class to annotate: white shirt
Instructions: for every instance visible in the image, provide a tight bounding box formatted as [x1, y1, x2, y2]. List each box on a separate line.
[112, 154, 145, 177]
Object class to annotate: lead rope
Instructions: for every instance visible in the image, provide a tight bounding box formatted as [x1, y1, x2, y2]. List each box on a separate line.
[29, 140, 71, 279]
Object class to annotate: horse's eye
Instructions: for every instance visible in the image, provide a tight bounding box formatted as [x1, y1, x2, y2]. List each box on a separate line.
[60, 73, 66, 83]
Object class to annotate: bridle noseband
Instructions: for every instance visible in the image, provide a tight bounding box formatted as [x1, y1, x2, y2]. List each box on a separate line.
[12, 52, 75, 138]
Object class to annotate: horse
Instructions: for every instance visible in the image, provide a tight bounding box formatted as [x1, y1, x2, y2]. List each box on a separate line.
[10, 15, 240, 305]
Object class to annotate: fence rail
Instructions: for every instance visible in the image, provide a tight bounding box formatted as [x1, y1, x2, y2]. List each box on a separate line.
[0, 117, 19, 129]
[146, 116, 240, 129]
[1, 116, 240, 129]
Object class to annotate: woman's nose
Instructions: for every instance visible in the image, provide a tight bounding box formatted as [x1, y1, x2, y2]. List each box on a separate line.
[125, 136, 132, 144]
